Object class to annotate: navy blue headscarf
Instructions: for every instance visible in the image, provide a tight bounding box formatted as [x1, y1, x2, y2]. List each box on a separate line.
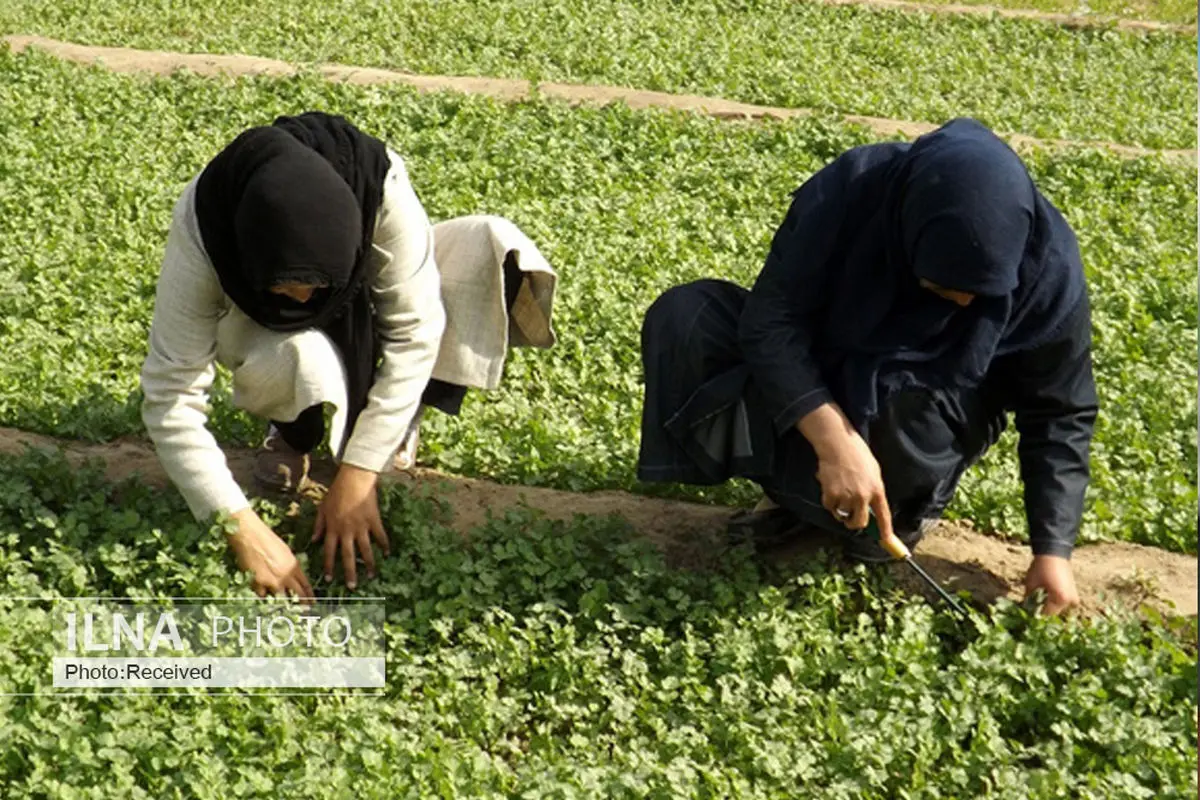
[763, 118, 1086, 429]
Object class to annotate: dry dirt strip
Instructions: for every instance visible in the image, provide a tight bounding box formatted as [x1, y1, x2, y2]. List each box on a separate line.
[4, 35, 1193, 164]
[0, 426, 1194, 617]
[812, 0, 1196, 34]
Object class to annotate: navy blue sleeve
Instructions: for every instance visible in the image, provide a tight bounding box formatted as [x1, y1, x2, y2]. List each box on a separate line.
[988, 294, 1098, 558]
[738, 164, 846, 435]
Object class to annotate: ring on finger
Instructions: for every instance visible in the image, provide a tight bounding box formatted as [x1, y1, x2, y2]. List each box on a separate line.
[835, 507, 853, 521]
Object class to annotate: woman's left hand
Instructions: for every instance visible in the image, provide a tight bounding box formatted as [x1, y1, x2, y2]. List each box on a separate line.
[313, 464, 390, 589]
[1023, 554, 1080, 615]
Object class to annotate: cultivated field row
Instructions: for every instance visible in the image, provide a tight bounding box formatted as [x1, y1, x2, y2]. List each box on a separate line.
[811, 0, 1196, 33]
[4, 35, 1194, 163]
[2, 426, 1195, 616]
[2, 0, 1194, 149]
[1, 45, 1193, 552]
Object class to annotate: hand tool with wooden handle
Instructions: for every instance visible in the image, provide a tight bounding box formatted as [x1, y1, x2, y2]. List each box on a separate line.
[863, 513, 969, 618]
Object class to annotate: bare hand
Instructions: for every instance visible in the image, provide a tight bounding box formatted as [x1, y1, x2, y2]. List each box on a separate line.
[1024, 554, 1080, 615]
[227, 508, 314, 599]
[799, 403, 901, 550]
[313, 464, 389, 589]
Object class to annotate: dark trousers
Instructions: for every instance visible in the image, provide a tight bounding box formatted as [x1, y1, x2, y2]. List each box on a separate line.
[638, 280, 1003, 533]
[275, 254, 527, 454]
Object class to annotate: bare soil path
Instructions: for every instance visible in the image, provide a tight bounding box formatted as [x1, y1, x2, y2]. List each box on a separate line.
[1, 426, 1194, 617]
[4, 35, 1193, 164]
[811, 0, 1196, 34]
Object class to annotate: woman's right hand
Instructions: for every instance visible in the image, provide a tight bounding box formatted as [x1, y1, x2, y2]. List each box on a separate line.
[227, 508, 315, 600]
[799, 403, 898, 544]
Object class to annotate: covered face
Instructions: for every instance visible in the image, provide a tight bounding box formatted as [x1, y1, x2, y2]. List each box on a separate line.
[232, 134, 363, 297]
[742, 117, 1086, 432]
[898, 119, 1037, 299]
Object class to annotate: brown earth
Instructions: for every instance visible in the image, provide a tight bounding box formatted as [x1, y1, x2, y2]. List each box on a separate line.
[0, 426, 1194, 618]
[3, 35, 1193, 164]
[811, 0, 1196, 34]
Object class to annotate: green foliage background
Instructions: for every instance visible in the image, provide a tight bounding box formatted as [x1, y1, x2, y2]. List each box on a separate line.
[0, 0, 1196, 793]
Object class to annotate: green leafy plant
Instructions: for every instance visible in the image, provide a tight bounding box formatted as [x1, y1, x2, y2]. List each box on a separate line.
[0, 451, 1195, 797]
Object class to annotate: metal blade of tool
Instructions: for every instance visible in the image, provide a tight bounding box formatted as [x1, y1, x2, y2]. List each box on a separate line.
[904, 556, 969, 617]
[849, 510, 970, 618]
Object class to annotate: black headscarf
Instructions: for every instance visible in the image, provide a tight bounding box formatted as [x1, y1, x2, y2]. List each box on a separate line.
[773, 118, 1086, 428]
[194, 112, 392, 450]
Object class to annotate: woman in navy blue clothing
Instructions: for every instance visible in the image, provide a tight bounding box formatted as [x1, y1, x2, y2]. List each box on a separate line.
[638, 119, 1096, 615]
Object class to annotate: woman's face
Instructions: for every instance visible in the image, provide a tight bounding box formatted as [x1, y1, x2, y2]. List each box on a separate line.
[268, 282, 318, 304]
[919, 278, 975, 307]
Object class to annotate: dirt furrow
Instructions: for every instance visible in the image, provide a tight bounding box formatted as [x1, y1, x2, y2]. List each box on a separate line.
[0, 426, 1194, 617]
[4, 35, 1193, 164]
[810, 0, 1196, 34]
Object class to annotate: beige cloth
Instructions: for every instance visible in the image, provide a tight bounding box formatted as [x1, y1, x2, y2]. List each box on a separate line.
[430, 215, 557, 390]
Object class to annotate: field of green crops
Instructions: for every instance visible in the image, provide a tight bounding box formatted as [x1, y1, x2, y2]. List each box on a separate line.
[1, 0, 1196, 148]
[2, 452, 1197, 797]
[0, 1, 1196, 795]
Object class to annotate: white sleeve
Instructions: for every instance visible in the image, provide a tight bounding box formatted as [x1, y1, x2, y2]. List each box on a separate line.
[140, 185, 250, 520]
[339, 154, 446, 471]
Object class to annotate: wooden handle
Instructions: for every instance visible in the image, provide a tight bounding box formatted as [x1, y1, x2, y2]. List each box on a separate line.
[881, 532, 911, 560]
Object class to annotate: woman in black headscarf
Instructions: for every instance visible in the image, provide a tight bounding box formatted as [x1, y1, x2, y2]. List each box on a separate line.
[638, 119, 1097, 615]
[141, 112, 445, 598]
[144, 111, 559, 598]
